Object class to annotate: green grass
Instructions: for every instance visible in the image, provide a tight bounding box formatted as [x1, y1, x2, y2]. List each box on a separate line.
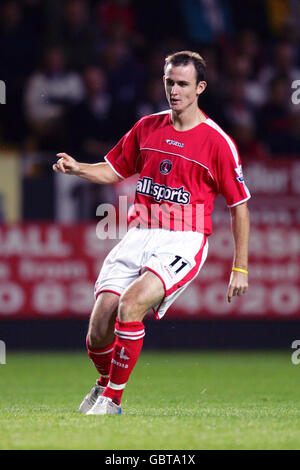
[0, 350, 300, 449]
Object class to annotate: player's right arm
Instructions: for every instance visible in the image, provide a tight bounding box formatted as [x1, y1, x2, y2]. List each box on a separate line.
[54, 119, 142, 183]
[53, 152, 122, 184]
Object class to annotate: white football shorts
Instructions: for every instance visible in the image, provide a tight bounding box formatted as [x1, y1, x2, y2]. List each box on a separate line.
[94, 227, 208, 319]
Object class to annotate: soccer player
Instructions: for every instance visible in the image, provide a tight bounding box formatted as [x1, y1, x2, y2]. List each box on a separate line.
[53, 51, 250, 415]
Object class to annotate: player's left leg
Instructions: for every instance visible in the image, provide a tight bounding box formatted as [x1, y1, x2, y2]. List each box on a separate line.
[86, 270, 164, 415]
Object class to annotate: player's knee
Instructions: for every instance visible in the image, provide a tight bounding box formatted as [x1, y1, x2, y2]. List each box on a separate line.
[88, 329, 106, 348]
[118, 292, 144, 322]
[88, 314, 115, 347]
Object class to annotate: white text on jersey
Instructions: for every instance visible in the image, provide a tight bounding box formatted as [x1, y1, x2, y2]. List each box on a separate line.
[136, 177, 190, 204]
[165, 139, 184, 148]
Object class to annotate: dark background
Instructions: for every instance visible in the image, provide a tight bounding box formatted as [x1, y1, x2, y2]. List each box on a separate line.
[0, 0, 300, 350]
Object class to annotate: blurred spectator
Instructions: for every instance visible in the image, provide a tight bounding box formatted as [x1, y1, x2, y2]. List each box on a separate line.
[181, 0, 233, 45]
[258, 41, 300, 96]
[222, 79, 255, 131]
[235, 30, 261, 62]
[100, 38, 145, 135]
[230, 0, 270, 38]
[232, 30, 267, 83]
[283, 110, 300, 156]
[52, 0, 98, 70]
[21, 0, 45, 35]
[264, 0, 295, 37]
[0, 0, 40, 83]
[146, 50, 168, 79]
[0, 1, 41, 144]
[60, 66, 117, 222]
[66, 66, 114, 161]
[256, 76, 291, 155]
[136, 77, 168, 119]
[225, 53, 265, 108]
[266, 109, 300, 157]
[194, 47, 225, 121]
[135, 0, 183, 44]
[231, 121, 270, 163]
[96, 0, 137, 39]
[24, 47, 84, 150]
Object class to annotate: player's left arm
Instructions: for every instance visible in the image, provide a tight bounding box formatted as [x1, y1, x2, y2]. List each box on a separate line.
[227, 201, 250, 303]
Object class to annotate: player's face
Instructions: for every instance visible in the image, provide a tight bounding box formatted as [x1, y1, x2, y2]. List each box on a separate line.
[164, 63, 206, 114]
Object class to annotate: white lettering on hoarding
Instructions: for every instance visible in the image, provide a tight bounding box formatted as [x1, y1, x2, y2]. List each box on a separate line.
[0, 283, 24, 314]
[33, 283, 65, 314]
[19, 260, 87, 280]
[69, 282, 94, 313]
[0, 226, 72, 257]
[246, 164, 289, 193]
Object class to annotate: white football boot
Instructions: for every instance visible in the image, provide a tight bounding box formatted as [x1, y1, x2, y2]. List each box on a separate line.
[78, 383, 105, 414]
[86, 396, 122, 415]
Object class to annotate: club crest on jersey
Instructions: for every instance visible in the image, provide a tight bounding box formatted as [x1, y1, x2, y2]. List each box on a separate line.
[160, 159, 172, 175]
[235, 165, 244, 183]
[165, 139, 184, 148]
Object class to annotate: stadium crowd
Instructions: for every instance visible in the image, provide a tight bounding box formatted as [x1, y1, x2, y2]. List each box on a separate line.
[0, 0, 299, 165]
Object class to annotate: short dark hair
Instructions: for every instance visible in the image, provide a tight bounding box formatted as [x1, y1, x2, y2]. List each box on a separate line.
[164, 51, 207, 84]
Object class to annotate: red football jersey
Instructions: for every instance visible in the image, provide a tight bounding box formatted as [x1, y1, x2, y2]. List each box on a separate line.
[105, 110, 251, 235]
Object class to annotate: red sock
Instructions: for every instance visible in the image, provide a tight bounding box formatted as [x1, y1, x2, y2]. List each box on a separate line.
[86, 335, 115, 387]
[102, 319, 145, 405]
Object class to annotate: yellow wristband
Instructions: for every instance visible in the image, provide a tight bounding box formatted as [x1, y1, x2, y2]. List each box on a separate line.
[232, 267, 248, 275]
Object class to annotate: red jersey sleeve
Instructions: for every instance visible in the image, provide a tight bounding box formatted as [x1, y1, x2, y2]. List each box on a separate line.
[104, 120, 141, 179]
[214, 137, 251, 207]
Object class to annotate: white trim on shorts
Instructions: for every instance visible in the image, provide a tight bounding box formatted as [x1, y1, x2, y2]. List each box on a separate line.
[140, 234, 208, 319]
[94, 228, 208, 319]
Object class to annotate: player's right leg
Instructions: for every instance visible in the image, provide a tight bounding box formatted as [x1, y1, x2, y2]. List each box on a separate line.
[88, 291, 120, 349]
[87, 270, 165, 415]
[78, 291, 120, 413]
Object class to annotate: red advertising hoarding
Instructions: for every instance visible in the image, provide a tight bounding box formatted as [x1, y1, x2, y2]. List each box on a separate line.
[0, 219, 299, 319]
[0, 161, 299, 319]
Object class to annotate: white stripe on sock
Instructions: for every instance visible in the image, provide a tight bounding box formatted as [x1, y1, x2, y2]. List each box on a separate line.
[89, 347, 114, 355]
[116, 333, 145, 341]
[108, 381, 127, 390]
[115, 328, 145, 337]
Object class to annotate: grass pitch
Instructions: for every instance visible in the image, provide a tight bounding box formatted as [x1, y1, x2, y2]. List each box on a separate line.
[0, 350, 300, 450]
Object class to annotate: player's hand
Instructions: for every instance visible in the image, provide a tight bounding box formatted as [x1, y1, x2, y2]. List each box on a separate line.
[53, 153, 80, 175]
[227, 270, 248, 303]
